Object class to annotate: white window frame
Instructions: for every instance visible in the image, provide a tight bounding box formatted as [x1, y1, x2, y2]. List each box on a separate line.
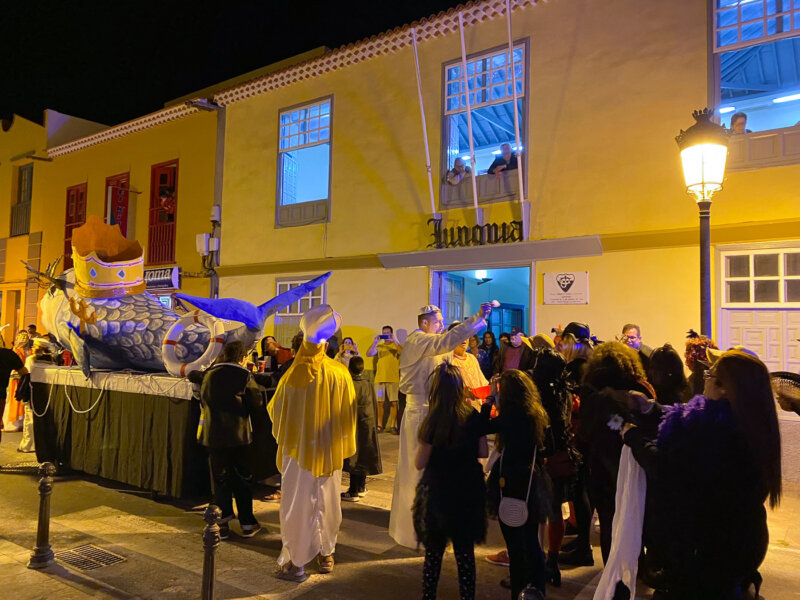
[275, 96, 333, 228]
[275, 277, 327, 316]
[439, 40, 529, 208]
[720, 247, 800, 308]
[714, 0, 800, 53]
[443, 44, 526, 115]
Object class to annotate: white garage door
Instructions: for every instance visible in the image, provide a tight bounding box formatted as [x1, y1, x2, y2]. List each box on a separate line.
[721, 309, 800, 372]
[720, 247, 800, 373]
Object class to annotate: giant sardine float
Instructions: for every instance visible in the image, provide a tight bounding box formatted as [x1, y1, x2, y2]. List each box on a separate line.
[36, 216, 329, 378]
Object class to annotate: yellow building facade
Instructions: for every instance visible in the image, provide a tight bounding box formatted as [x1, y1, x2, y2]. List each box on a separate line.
[0, 106, 219, 344]
[211, 0, 800, 371]
[6, 0, 798, 373]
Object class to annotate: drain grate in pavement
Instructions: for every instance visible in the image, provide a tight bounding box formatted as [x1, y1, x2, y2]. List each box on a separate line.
[55, 545, 126, 570]
[0, 462, 41, 474]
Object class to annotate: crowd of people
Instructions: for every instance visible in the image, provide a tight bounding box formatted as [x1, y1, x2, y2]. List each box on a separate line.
[0, 324, 66, 454]
[9, 299, 784, 600]
[189, 304, 784, 599]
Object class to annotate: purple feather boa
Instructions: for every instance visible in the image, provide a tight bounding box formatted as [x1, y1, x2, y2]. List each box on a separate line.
[656, 394, 734, 448]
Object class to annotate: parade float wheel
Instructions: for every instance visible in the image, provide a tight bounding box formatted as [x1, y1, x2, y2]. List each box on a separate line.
[161, 310, 226, 377]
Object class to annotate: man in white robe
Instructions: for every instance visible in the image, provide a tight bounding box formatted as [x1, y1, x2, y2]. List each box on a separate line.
[269, 305, 357, 582]
[388, 303, 492, 548]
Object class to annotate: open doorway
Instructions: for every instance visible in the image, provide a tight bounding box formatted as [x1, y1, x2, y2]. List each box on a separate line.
[433, 267, 531, 335]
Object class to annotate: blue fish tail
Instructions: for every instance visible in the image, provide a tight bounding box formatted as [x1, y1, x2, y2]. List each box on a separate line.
[174, 272, 331, 330]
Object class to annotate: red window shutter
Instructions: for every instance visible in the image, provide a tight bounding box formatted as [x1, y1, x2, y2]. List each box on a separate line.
[105, 173, 130, 237]
[147, 161, 178, 265]
[64, 183, 88, 270]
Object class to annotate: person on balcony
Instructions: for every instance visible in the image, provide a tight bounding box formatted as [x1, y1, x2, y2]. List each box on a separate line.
[446, 157, 472, 185]
[730, 112, 751, 134]
[487, 143, 518, 177]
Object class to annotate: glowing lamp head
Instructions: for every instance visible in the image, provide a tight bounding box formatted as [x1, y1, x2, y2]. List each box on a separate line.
[675, 108, 729, 202]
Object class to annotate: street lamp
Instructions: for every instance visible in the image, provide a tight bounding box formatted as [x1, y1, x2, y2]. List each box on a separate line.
[675, 108, 729, 337]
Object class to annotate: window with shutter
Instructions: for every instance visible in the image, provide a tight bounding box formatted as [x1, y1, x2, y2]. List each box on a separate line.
[64, 183, 87, 269]
[105, 173, 130, 238]
[10, 164, 33, 237]
[147, 161, 178, 265]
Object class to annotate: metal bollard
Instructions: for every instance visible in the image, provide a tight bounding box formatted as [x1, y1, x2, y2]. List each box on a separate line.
[28, 462, 57, 569]
[201, 504, 222, 600]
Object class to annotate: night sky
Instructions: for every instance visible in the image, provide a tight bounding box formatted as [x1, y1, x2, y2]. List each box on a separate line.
[1, 0, 464, 127]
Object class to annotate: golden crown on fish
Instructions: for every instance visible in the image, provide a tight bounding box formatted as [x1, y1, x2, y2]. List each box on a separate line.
[71, 215, 146, 299]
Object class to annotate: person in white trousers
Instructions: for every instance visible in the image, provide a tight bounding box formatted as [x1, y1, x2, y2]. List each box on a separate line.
[268, 304, 357, 582]
[388, 302, 492, 548]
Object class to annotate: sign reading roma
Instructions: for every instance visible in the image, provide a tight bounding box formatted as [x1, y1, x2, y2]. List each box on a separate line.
[428, 218, 524, 248]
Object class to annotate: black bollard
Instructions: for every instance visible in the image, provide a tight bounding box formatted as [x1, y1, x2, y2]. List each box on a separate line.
[28, 462, 57, 569]
[201, 504, 222, 600]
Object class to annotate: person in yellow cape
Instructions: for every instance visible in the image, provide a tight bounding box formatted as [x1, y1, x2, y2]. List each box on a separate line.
[268, 304, 357, 583]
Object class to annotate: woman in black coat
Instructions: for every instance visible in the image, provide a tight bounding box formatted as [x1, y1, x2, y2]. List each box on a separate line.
[487, 369, 551, 600]
[576, 342, 655, 565]
[525, 347, 576, 586]
[620, 350, 782, 599]
[478, 331, 500, 378]
[342, 356, 382, 499]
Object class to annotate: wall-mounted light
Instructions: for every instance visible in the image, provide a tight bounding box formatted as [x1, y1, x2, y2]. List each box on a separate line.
[718, 106, 736, 114]
[475, 269, 487, 279]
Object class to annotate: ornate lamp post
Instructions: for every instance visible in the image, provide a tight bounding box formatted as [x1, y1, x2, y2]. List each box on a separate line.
[675, 108, 729, 337]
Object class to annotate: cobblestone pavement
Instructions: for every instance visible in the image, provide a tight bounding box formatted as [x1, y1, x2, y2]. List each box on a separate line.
[1, 429, 798, 599]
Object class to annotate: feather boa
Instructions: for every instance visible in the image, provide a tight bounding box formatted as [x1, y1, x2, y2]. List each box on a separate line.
[657, 394, 734, 448]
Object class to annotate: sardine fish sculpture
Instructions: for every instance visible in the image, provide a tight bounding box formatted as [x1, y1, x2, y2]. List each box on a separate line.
[34, 216, 329, 378]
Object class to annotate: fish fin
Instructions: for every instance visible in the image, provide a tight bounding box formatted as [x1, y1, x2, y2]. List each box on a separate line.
[171, 295, 261, 329]
[175, 272, 331, 330]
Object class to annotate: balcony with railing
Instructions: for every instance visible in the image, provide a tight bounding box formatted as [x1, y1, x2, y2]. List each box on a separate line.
[10, 202, 31, 237]
[727, 125, 800, 172]
[147, 221, 176, 265]
[440, 170, 522, 208]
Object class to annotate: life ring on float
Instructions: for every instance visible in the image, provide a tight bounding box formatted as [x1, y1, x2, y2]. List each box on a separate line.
[162, 310, 226, 377]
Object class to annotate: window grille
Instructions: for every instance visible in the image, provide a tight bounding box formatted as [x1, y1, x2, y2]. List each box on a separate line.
[714, 0, 800, 52]
[721, 248, 800, 306]
[276, 279, 326, 316]
[279, 100, 331, 152]
[444, 45, 525, 115]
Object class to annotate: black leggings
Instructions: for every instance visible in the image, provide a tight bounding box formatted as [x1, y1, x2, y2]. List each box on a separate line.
[571, 463, 593, 551]
[422, 539, 475, 600]
[500, 518, 546, 599]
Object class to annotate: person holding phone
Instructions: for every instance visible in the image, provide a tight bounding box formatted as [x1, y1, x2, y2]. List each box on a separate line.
[367, 325, 402, 433]
[335, 337, 359, 368]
